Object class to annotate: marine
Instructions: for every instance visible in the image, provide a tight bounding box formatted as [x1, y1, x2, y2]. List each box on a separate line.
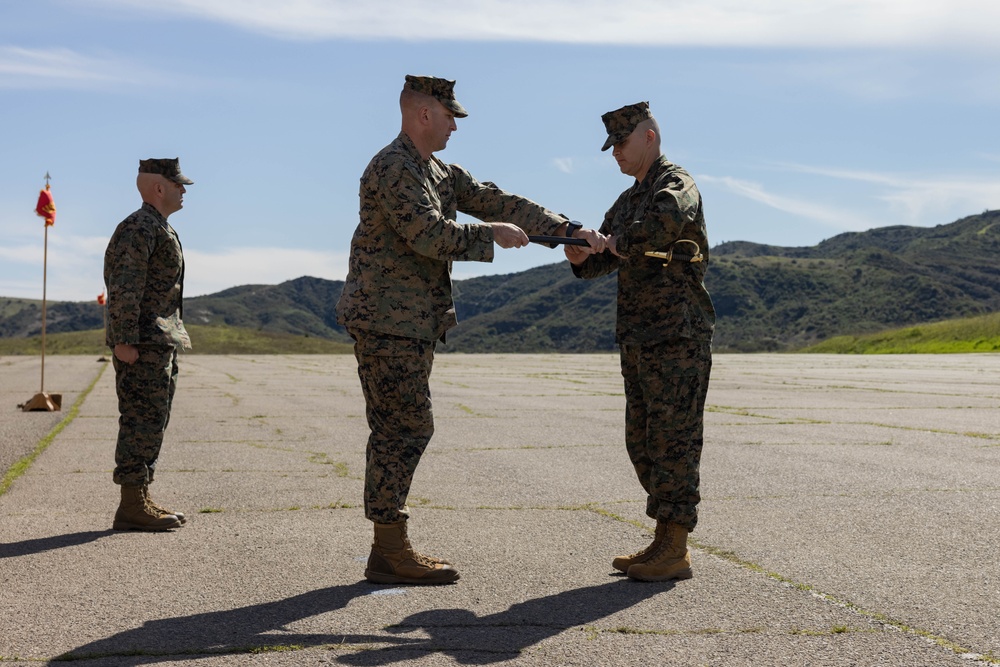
[104, 157, 194, 532]
[336, 75, 604, 584]
[565, 101, 715, 581]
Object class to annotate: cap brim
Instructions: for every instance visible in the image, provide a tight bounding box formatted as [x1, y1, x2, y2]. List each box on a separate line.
[444, 100, 468, 118]
[601, 129, 632, 152]
[172, 174, 194, 185]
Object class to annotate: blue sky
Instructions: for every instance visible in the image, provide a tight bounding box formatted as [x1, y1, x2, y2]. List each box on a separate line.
[2, 0, 998, 302]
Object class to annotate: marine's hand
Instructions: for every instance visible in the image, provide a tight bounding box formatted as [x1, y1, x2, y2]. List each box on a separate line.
[564, 243, 590, 265]
[114, 343, 139, 365]
[491, 223, 530, 249]
[564, 227, 608, 264]
[572, 227, 607, 255]
[607, 234, 622, 257]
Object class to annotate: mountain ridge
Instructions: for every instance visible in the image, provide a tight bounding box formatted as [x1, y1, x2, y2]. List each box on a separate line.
[2, 210, 998, 352]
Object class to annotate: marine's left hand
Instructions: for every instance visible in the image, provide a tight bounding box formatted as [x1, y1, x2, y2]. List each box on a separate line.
[572, 227, 607, 255]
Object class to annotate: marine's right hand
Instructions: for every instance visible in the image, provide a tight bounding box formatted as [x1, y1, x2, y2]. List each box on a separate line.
[114, 343, 139, 365]
[491, 223, 530, 249]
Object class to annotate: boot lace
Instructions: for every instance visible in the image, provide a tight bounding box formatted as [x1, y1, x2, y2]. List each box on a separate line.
[408, 549, 441, 568]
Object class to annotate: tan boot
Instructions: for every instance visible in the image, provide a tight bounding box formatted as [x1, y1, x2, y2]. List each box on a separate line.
[364, 522, 460, 585]
[142, 485, 186, 524]
[113, 485, 182, 531]
[612, 522, 668, 573]
[626, 523, 693, 582]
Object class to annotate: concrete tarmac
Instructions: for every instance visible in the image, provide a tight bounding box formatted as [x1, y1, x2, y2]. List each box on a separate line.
[0, 353, 997, 666]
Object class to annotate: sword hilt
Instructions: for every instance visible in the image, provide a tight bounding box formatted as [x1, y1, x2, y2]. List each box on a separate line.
[645, 240, 704, 266]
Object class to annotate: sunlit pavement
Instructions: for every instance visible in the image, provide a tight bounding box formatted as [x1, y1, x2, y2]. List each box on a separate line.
[1, 353, 998, 666]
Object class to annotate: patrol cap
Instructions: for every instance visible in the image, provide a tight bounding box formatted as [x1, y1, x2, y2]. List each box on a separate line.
[404, 75, 468, 118]
[138, 158, 194, 185]
[600, 101, 653, 151]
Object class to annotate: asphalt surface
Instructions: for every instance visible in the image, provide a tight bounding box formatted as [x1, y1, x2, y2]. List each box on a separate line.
[0, 353, 997, 666]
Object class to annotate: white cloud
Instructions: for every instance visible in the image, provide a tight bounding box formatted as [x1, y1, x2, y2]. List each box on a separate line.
[777, 163, 1000, 223]
[0, 233, 106, 273]
[552, 158, 575, 174]
[0, 45, 219, 91]
[90, 0, 1000, 49]
[702, 164, 1000, 236]
[184, 247, 347, 297]
[878, 179, 1000, 223]
[698, 174, 873, 231]
[0, 243, 39, 263]
[0, 241, 347, 302]
[0, 46, 150, 89]
[0, 232, 113, 301]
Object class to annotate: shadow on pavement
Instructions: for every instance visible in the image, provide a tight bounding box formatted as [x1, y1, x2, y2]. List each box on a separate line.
[0, 530, 115, 559]
[339, 578, 676, 665]
[51, 582, 378, 664]
[50, 578, 674, 664]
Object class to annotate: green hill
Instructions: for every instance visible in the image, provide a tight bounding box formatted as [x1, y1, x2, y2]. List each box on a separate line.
[184, 276, 350, 341]
[449, 263, 619, 352]
[2, 210, 998, 353]
[707, 211, 1000, 351]
[799, 312, 1000, 354]
[445, 210, 1000, 352]
[0, 325, 352, 356]
[1, 276, 351, 343]
[0, 297, 104, 337]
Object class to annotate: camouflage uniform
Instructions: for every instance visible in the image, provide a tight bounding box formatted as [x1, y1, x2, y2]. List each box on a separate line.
[573, 102, 715, 531]
[105, 198, 190, 487]
[337, 77, 569, 524]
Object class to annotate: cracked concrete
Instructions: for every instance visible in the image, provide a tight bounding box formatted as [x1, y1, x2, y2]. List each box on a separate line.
[1, 353, 998, 666]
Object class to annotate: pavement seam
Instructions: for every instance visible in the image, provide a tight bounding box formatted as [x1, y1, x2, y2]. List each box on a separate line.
[454, 443, 611, 452]
[584, 506, 999, 665]
[584, 624, 876, 639]
[685, 532, 999, 663]
[0, 362, 107, 498]
[710, 405, 1000, 442]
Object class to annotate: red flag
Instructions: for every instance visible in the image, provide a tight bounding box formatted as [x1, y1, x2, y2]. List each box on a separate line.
[35, 184, 56, 226]
[97, 292, 106, 306]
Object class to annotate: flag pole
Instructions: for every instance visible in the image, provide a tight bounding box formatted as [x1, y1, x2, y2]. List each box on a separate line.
[20, 172, 62, 412]
[41, 218, 48, 391]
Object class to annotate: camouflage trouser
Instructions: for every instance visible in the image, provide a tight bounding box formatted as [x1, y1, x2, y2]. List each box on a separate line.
[351, 330, 435, 524]
[620, 337, 712, 531]
[112, 345, 178, 487]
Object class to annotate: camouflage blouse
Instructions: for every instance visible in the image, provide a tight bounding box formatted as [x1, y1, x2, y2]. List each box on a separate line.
[104, 202, 189, 349]
[573, 155, 716, 344]
[337, 132, 567, 341]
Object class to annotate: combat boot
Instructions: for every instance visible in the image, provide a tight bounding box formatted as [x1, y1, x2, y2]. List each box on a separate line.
[142, 485, 186, 524]
[612, 521, 668, 573]
[113, 485, 182, 531]
[364, 522, 460, 585]
[626, 523, 693, 582]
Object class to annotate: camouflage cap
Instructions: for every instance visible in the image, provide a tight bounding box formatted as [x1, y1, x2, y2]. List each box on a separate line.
[404, 75, 468, 118]
[600, 101, 653, 151]
[138, 158, 193, 185]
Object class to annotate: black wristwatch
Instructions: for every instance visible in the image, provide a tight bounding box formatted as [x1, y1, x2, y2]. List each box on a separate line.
[565, 220, 583, 237]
